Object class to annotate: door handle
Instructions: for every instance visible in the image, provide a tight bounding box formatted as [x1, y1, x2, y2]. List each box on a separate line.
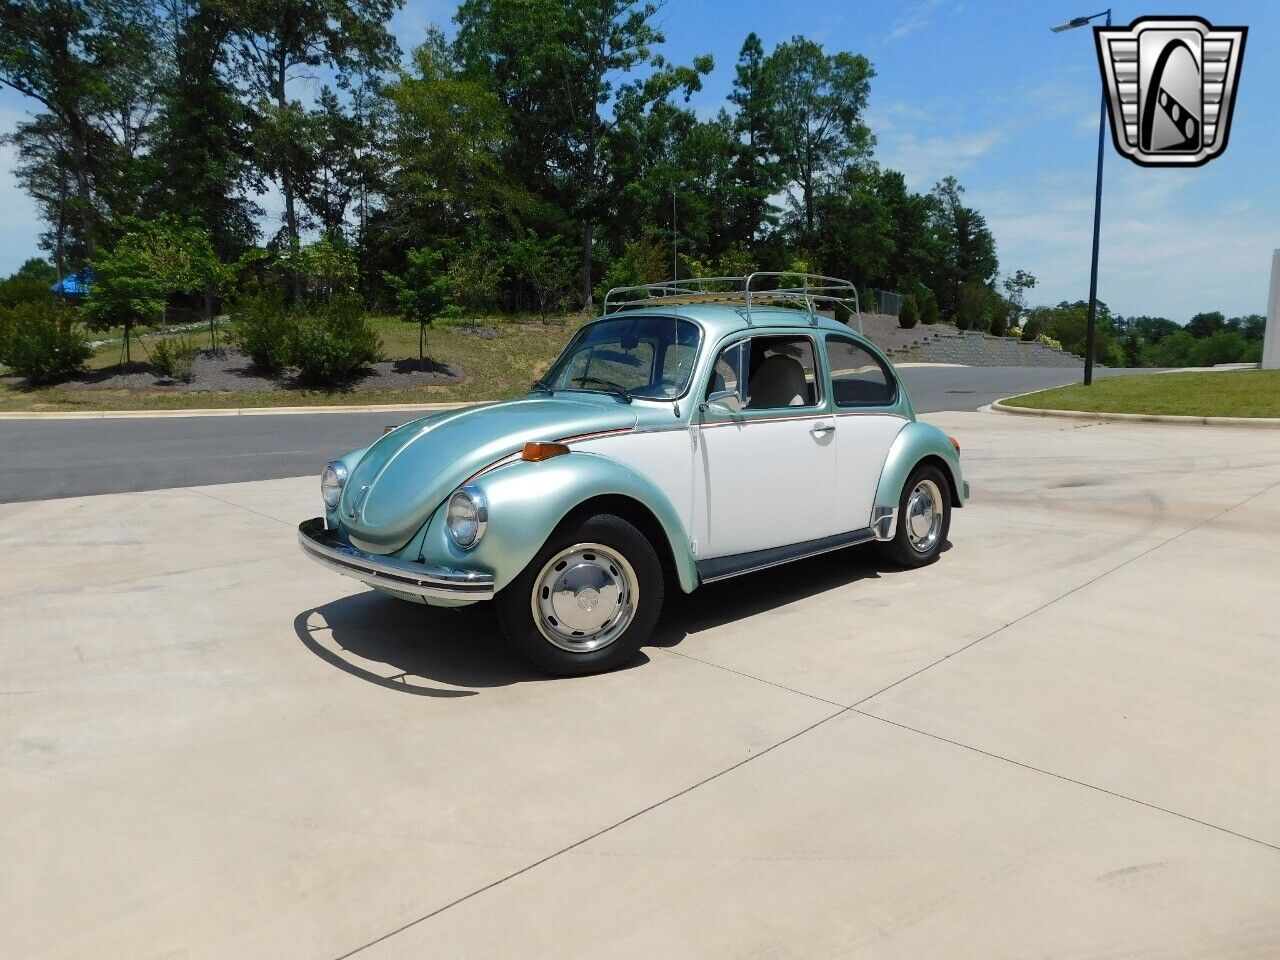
[810, 422, 835, 436]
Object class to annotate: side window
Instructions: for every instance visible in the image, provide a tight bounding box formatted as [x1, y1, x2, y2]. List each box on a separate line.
[826, 336, 896, 407]
[705, 336, 820, 410]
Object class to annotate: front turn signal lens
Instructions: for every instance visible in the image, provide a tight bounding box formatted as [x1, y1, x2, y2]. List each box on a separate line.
[522, 441, 570, 462]
[949, 436, 961, 454]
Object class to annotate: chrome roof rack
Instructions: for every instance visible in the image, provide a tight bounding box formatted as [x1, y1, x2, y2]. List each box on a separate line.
[602, 272, 863, 335]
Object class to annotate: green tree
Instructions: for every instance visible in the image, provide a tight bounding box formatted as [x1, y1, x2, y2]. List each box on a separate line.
[148, 1, 256, 261]
[383, 246, 446, 365]
[1186, 311, 1226, 338]
[441, 245, 501, 327]
[0, 258, 56, 307]
[382, 35, 518, 248]
[762, 36, 874, 243]
[224, 0, 401, 292]
[726, 32, 783, 247]
[1, 0, 161, 267]
[454, 0, 696, 307]
[930, 176, 997, 319]
[507, 233, 576, 319]
[82, 217, 227, 363]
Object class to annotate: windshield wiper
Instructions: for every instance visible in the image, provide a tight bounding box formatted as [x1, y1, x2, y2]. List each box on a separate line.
[530, 378, 555, 396]
[570, 375, 633, 403]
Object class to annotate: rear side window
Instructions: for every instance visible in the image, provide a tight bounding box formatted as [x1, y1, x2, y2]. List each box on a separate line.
[825, 336, 896, 407]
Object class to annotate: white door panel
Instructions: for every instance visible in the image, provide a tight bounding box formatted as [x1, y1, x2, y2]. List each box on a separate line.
[575, 430, 695, 534]
[697, 416, 836, 558]
[831, 414, 907, 533]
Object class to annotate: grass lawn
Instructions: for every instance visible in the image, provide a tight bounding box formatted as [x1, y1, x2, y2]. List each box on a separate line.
[0, 314, 583, 412]
[1003, 370, 1280, 418]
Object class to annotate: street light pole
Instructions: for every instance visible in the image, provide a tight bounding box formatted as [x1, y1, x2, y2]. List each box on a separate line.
[1053, 9, 1111, 385]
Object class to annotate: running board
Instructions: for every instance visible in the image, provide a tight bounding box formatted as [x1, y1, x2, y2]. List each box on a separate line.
[697, 527, 877, 584]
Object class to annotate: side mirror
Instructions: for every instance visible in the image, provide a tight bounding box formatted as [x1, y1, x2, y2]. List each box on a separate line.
[703, 388, 746, 414]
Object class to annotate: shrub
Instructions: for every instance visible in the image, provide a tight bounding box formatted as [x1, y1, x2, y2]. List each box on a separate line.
[986, 296, 1014, 337]
[0, 259, 57, 309]
[288, 293, 382, 385]
[0, 302, 91, 384]
[833, 301, 853, 325]
[899, 293, 920, 329]
[1037, 334, 1064, 352]
[956, 281, 991, 331]
[152, 335, 198, 382]
[920, 291, 940, 326]
[229, 289, 293, 372]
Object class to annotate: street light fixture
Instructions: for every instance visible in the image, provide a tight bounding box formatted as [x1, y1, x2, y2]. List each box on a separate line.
[1052, 8, 1111, 386]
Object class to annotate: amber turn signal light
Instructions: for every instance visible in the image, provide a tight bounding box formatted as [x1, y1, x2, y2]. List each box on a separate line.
[948, 436, 961, 454]
[522, 441, 570, 462]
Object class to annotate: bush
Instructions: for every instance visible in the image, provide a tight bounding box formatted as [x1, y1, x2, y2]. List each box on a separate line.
[985, 296, 1014, 337]
[956, 281, 990, 331]
[0, 259, 57, 308]
[288, 293, 382, 385]
[0, 302, 91, 384]
[920, 291, 940, 326]
[152, 335, 198, 382]
[229, 289, 293, 372]
[899, 293, 920, 329]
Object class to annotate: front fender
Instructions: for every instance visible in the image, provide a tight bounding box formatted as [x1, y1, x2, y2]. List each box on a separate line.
[419, 452, 698, 594]
[873, 421, 967, 514]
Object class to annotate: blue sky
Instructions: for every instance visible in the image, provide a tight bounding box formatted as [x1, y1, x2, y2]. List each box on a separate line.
[2, 0, 1276, 320]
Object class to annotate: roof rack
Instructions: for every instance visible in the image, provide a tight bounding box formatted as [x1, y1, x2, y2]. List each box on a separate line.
[602, 272, 863, 335]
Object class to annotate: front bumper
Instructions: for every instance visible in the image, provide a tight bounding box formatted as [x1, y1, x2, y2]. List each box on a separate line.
[298, 518, 495, 601]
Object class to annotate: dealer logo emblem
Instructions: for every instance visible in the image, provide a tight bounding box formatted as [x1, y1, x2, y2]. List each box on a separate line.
[1094, 16, 1247, 167]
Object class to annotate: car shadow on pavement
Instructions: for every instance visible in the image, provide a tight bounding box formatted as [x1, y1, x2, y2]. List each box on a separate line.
[294, 592, 545, 697]
[296, 541, 945, 697]
[649, 541, 902, 651]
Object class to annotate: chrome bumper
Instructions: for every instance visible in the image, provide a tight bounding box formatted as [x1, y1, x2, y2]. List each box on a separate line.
[298, 518, 495, 601]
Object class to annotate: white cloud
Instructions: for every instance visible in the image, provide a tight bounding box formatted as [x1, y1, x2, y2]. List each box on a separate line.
[887, 0, 951, 43]
[876, 127, 1005, 192]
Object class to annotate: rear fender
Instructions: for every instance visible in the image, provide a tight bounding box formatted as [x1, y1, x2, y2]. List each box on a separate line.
[873, 421, 966, 521]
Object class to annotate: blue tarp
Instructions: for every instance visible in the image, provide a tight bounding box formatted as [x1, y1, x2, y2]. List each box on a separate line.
[50, 269, 93, 297]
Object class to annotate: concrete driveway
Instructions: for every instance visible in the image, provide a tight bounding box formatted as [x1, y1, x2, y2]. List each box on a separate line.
[3, 411, 1278, 959]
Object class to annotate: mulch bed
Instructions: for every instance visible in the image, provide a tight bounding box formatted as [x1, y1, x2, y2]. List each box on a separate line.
[4, 348, 464, 393]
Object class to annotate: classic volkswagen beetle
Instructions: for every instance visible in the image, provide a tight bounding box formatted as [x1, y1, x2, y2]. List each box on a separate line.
[299, 275, 968, 675]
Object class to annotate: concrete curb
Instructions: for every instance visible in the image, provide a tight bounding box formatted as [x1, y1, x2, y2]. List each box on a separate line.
[989, 399, 1280, 429]
[0, 400, 484, 421]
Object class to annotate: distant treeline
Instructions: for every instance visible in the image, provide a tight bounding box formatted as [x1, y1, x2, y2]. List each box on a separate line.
[1, 0, 1007, 324]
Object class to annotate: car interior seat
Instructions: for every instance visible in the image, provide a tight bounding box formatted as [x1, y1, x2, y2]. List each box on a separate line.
[748, 354, 808, 408]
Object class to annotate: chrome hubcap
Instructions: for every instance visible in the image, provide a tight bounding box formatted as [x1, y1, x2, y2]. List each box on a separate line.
[905, 478, 944, 554]
[532, 543, 638, 653]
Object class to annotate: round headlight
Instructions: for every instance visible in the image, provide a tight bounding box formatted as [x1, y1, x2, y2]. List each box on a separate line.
[447, 487, 487, 548]
[321, 462, 347, 509]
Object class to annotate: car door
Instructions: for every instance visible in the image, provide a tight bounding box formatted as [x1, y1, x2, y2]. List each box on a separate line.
[823, 334, 909, 534]
[694, 333, 836, 559]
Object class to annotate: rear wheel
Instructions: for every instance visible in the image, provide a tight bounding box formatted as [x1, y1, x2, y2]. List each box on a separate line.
[878, 464, 951, 568]
[497, 513, 664, 676]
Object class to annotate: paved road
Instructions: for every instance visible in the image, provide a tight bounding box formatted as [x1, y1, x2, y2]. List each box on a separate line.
[0, 366, 1140, 502]
[6, 410, 1278, 958]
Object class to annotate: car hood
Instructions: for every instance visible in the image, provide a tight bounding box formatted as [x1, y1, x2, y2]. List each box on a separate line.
[338, 395, 641, 553]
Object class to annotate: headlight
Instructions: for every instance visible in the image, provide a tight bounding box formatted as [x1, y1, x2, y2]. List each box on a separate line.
[446, 486, 487, 548]
[321, 462, 347, 509]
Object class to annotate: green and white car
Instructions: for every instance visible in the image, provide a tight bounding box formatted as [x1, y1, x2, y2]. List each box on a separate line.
[300, 275, 968, 675]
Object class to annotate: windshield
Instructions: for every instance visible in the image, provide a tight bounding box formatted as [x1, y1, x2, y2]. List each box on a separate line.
[540, 315, 701, 400]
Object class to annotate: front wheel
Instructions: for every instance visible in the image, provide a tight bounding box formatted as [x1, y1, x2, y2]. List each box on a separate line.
[496, 513, 664, 676]
[877, 464, 952, 568]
